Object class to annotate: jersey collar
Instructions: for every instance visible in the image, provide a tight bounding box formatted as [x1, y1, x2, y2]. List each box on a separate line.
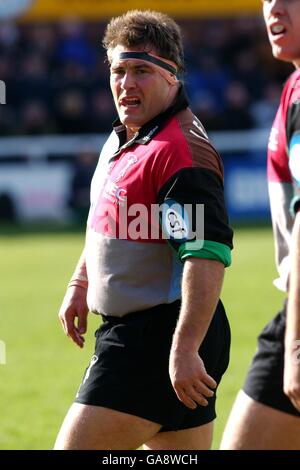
[112, 84, 189, 152]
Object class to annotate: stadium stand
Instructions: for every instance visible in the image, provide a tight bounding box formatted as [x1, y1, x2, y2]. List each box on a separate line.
[0, 17, 293, 136]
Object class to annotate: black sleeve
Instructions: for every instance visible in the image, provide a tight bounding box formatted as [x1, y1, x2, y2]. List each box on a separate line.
[157, 167, 233, 265]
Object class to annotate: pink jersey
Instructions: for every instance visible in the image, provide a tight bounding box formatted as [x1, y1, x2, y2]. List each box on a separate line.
[268, 69, 300, 291]
[85, 87, 233, 316]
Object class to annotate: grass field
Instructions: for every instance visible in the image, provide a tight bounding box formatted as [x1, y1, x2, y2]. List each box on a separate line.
[0, 225, 284, 450]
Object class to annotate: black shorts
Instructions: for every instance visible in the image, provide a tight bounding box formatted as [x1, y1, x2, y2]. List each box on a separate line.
[75, 299, 231, 432]
[243, 303, 300, 417]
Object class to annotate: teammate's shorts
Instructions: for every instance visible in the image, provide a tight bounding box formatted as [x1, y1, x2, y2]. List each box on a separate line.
[75, 299, 231, 432]
[243, 302, 300, 417]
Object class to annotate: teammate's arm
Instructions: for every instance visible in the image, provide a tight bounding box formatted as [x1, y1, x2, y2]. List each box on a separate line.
[284, 209, 300, 411]
[58, 249, 89, 348]
[169, 257, 223, 409]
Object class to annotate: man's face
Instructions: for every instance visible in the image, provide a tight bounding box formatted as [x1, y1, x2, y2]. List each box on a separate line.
[109, 45, 177, 134]
[262, 0, 300, 66]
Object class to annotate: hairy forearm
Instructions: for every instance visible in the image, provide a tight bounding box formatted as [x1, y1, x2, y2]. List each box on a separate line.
[172, 258, 224, 353]
[169, 257, 224, 408]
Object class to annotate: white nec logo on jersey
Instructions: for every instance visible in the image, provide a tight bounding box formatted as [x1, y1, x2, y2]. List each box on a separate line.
[103, 180, 127, 204]
[269, 127, 279, 152]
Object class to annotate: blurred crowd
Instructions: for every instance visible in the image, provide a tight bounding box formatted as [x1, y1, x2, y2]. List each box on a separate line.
[0, 16, 293, 137]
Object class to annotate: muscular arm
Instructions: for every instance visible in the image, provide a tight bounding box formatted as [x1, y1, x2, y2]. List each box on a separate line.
[169, 257, 224, 409]
[58, 249, 89, 348]
[284, 210, 300, 411]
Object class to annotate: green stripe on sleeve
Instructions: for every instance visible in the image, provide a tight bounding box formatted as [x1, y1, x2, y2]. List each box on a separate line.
[178, 240, 232, 267]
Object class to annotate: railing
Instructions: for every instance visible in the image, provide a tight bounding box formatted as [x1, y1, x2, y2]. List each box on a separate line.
[0, 129, 269, 158]
[0, 130, 270, 222]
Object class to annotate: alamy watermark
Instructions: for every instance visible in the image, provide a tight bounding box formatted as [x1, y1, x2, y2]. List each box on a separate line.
[0, 80, 6, 104]
[0, 340, 6, 365]
[89, 199, 205, 250]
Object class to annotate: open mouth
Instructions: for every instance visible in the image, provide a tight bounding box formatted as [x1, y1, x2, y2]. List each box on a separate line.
[120, 97, 141, 108]
[270, 23, 286, 36]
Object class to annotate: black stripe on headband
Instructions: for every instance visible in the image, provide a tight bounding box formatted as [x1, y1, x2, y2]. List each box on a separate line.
[118, 52, 177, 76]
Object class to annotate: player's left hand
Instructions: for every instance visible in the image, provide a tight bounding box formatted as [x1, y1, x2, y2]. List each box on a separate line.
[169, 349, 217, 410]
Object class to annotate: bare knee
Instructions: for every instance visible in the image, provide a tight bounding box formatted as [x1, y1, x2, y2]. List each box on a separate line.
[220, 390, 258, 450]
[220, 390, 300, 450]
[54, 403, 93, 450]
[54, 403, 161, 450]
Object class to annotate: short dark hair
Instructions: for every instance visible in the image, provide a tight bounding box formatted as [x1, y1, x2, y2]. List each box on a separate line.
[103, 10, 185, 74]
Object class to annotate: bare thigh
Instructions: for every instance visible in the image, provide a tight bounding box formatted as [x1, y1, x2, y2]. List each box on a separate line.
[144, 421, 214, 450]
[220, 390, 300, 450]
[54, 403, 162, 450]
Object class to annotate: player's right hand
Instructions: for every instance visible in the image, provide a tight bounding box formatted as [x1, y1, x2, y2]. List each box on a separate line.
[58, 285, 89, 348]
